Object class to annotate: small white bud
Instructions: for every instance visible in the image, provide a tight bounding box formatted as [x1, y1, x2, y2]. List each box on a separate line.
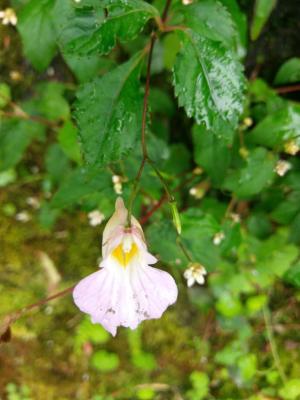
[229, 213, 241, 224]
[88, 210, 105, 227]
[284, 140, 299, 156]
[114, 182, 123, 195]
[16, 211, 31, 222]
[213, 232, 225, 246]
[275, 160, 292, 177]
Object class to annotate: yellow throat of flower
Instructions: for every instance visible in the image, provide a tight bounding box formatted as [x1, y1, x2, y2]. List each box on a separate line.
[112, 242, 138, 267]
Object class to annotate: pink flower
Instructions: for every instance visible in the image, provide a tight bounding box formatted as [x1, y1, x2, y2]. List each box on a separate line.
[73, 198, 178, 336]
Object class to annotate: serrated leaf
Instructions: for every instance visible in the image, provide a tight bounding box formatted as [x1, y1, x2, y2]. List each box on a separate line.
[173, 30, 245, 130]
[75, 54, 144, 166]
[65, 0, 159, 55]
[18, 0, 57, 71]
[219, 0, 247, 56]
[50, 166, 111, 209]
[250, 0, 277, 41]
[182, 0, 238, 52]
[250, 104, 300, 149]
[224, 148, 277, 198]
[52, 0, 104, 47]
[0, 119, 45, 171]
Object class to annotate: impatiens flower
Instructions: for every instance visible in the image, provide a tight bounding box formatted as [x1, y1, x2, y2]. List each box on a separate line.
[183, 263, 207, 287]
[73, 198, 178, 336]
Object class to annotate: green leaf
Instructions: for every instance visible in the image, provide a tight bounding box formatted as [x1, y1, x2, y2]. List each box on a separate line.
[279, 379, 300, 400]
[0, 83, 11, 109]
[284, 262, 300, 288]
[45, 144, 71, 186]
[162, 144, 191, 174]
[216, 292, 243, 317]
[162, 33, 181, 71]
[173, 30, 245, 130]
[250, 0, 277, 41]
[75, 317, 109, 352]
[147, 220, 184, 265]
[271, 191, 300, 224]
[250, 104, 300, 150]
[187, 371, 209, 400]
[182, 0, 239, 52]
[0, 119, 45, 171]
[136, 388, 155, 400]
[18, 0, 57, 71]
[219, 0, 247, 57]
[75, 54, 144, 167]
[181, 208, 221, 268]
[193, 124, 231, 185]
[0, 169, 17, 187]
[57, 120, 82, 164]
[65, 0, 159, 55]
[246, 294, 267, 314]
[64, 53, 115, 83]
[91, 350, 119, 372]
[274, 58, 300, 85]
[224, 148, 277, 198]
[50, 166, 111, 209]
[33, 82, 70, 121]
[237, 354, 257, 381]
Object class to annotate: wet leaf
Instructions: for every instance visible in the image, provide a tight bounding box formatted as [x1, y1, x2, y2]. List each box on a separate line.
[173, 30, 245, 131]
[75, 54, 144, 167]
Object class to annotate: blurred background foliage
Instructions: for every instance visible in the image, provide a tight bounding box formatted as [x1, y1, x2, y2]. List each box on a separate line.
[0, 0, 300, 399]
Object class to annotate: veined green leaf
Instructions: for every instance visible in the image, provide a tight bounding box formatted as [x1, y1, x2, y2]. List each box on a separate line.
[173, 30, 245, 130]
[219, 0, 247, 57]
[75, 53, 144, 167]
[182, 0, 238, 52]
[65, 0, 159, 55]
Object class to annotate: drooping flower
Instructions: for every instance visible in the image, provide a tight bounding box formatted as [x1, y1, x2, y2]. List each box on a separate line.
[73, 198, 178, 336]
[183, 263, 207, 287]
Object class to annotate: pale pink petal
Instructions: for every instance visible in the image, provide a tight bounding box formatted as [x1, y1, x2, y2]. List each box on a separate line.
[73, 258, 177, 336]
[129, 264, 178, 320]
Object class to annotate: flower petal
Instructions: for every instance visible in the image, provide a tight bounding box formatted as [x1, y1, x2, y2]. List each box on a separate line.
[130, 264, 178, 320]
